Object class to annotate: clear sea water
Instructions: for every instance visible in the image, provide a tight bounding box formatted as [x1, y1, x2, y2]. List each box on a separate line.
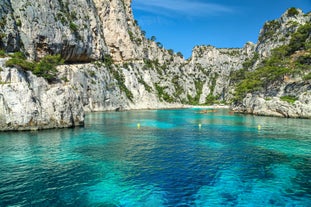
[0, 108, 311, 207]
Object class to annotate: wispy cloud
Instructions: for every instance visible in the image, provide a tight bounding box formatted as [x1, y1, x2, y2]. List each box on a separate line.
[133, 0, 234, 17]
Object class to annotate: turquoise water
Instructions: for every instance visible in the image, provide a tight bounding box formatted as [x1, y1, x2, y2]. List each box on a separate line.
[0, 109, 311, 206]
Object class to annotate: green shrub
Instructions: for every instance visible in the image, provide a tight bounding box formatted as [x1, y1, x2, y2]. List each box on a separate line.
[69, 22, 78, 32]
[128, 30, 134, 41]
[0, 17, 7, 27]
[205, 94, 217, 105]
[33, 54, 64, 82]
[10, 51, 26, 59]
[138, 78, 152, 92]
[280, 95, 298, 104]
[303, 72, 311, 80]
[287, 8, 299, 17]
[110, 67, 133, 102]
[168, 49, 174, 56]
[155, 83, 173, 103]
[0, 50, 6, 58]
[234, 78, 262, 101]
[259, 20, 281, 42]
[88, 70, 96, 78]
[5, 56, 35, 71]
[233, 65, 290, 102]
[156, 42, 163, 48]
[186, 81, 204, 105]
[176, 52, 183, 58]
[103, 54, 114, 68]
[0, 33, 6, 40]
[287, 23, 311, 55]
[296, 53, 311, 65]
[230, 68, 248, 83]
[242, 52, 259, 69]
[16, 19, 22, 27]
[6, 52, 64, 82]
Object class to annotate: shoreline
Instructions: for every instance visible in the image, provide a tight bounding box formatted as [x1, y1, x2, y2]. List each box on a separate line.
[84, 104, 230, 114]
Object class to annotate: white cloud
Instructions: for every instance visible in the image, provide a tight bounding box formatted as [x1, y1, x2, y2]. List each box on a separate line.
[133, 0, 234, 17]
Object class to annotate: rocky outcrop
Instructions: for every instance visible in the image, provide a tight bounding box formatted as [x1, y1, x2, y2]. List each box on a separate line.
[230, 8, 311, 117]
[233, 91, 311, 118]
[185, 43, 255, 102]
[256, 8, 310, 59]
[0, 59, 84, 131]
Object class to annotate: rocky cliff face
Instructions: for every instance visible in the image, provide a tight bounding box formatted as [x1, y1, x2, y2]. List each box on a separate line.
[256, 9, 310, 59]
[0, 2, 310, 130]
[1, 0, 108, 61]
[233, 91, 311, 118]
[0, 59, 84, 131]
[232, 9, 311, 118]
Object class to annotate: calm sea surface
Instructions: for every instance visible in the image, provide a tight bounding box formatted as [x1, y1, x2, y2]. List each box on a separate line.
[0, 109, 311, 206]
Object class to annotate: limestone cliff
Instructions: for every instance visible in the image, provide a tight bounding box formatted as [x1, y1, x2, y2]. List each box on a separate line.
[0, 58, 84, 131]
[1, 0, 110, 61]
[0, 1, 310, 130]
[231, 8, 311, 118]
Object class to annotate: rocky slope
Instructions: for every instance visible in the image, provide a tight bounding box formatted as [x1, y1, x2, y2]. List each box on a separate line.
[0, 1, 310, 130]
[231, 8, 311, 117]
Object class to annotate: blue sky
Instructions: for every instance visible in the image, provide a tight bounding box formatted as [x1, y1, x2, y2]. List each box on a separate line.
[132, 0, 311, 58]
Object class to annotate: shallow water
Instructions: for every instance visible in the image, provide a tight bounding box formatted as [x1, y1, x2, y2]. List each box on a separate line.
[0, 109, 311, 206]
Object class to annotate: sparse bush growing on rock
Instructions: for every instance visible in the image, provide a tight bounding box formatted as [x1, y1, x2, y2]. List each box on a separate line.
[138, 78, 152, 92]
[187, 81, 204, 105]
[287, 23, 311, 55]
[280, 95, 298, 104]
[16, 19, 22, 27]
[103, 54, 114, 68]
[156, 42, 163, 48]
[176, 52, 183, 58]
[33, 54, 64, 82]
[303, 72, 311, 80]
[155, 83, 174, 103]
[0, 50, 6, 58]
[168, 49, 174, 56]
[69, 22, 78, 32]
[287, 8, 300, 17]
[110, 66, 133, 102]
[230, 68, 248, 83]
[259, 20, 281, 42]
[5, 52, 64, 82]
[6, 52, 35, 71]
[234, 23, 311, 103]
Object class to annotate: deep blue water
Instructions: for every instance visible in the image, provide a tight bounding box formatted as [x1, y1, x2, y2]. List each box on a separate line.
[0, 108, 311, 206]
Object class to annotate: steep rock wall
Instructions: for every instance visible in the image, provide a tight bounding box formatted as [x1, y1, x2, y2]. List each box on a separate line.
[0, 59, 84, 130]
[3, 0, 107, 62]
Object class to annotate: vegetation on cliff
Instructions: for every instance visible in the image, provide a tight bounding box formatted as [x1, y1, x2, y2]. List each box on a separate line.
[5, 52, 64, 82]
[233, 22, 311, 102]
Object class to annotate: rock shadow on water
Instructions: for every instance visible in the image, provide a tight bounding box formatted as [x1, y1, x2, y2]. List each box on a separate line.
[85, 177, 167, 207]
[194, 157, 311, 206]
[248, 138, 311, 157]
